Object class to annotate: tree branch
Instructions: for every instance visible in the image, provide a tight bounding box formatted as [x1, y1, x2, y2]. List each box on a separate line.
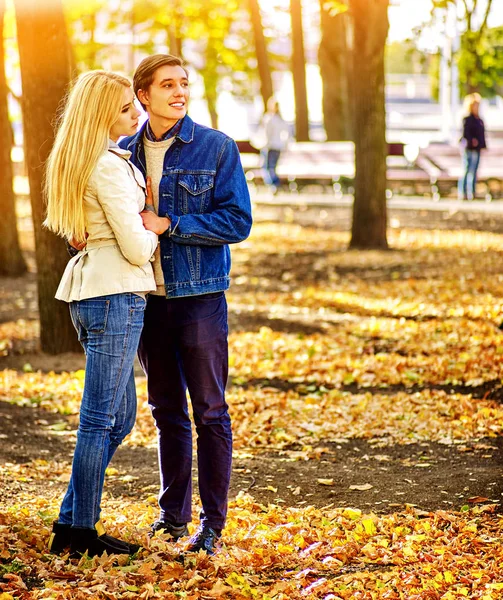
[479, 0, 493, 35]
[460, 0, 472, 31]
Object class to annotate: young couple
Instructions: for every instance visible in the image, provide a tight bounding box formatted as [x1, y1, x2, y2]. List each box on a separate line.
[44, 55, 252, 558]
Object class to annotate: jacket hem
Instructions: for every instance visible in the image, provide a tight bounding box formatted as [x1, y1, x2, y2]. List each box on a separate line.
[163, 278, 230, 298]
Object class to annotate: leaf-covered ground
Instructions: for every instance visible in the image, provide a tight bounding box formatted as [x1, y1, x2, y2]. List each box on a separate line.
[1, 223, 503, 598]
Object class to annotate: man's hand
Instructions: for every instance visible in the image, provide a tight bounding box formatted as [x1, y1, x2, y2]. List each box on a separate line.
[472, 138, 479, 147]
[141, 210, 171, 235]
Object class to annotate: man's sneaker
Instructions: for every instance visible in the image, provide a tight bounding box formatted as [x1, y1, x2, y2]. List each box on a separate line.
[186, 525, 221, 555]
[149, 520, 189, 540]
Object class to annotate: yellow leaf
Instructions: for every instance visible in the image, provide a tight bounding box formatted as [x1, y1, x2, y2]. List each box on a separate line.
[444, 571, 454, 583]
[317, 478, 334, 486]
[362, 518, 376, 535]
[343, 508, 362, 520]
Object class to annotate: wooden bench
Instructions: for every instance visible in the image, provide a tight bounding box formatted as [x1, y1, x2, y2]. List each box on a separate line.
[419, 144, 503, 199]
[238, 140, 434, 196]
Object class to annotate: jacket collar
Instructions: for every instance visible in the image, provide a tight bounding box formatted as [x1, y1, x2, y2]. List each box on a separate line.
[177, 115, 195, 144]
[125, 115, 195, 152]
[108, 139, 132, 159]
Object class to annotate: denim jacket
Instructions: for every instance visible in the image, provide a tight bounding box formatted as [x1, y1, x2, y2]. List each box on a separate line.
[119, 115, 252, 298]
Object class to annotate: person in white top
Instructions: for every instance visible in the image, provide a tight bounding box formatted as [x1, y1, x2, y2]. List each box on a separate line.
[261, 97, 289, 194]
[43, 71, 157, 558]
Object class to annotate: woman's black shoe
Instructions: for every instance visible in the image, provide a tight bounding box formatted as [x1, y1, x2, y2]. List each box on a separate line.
[48, 521, 72, 554]
[70, 526, 140, 558]
[49, 521, 140, 557]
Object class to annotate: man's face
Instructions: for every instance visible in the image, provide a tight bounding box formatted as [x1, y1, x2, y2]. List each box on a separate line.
[138, 65, 190, 126]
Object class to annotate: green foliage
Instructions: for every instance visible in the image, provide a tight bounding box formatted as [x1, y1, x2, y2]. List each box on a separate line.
[458, 26, 503, 97]
[62, 0, 257, 125]
[428, 51, 441, 102]
[386, 41, 430, 75]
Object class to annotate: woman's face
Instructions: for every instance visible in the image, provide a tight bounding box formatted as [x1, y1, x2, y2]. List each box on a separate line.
[471, 101, 480, 116]
[110, 87, 141, 142]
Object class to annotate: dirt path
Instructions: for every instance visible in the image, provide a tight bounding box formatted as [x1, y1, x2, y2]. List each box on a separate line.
[2, 399, 502, 514]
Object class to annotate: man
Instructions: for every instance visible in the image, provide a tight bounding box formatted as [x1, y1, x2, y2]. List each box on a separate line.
[119, 55, 252, 555]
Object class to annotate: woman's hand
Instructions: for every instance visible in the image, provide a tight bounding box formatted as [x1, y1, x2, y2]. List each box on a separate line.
[141, 210, 171, 235]
[144, 176, 155, 212]
[69, 232, 88, 251]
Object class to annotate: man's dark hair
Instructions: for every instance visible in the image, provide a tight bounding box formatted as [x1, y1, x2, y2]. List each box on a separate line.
[133, 54, 188, 110]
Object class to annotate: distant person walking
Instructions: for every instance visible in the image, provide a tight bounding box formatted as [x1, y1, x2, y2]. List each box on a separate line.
[458, 93, 486, 201]
[260, 98, 289, 194]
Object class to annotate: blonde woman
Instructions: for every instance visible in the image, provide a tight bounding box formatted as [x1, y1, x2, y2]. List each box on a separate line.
[44, 71, 157, 557]
[459, 92, 486, 201]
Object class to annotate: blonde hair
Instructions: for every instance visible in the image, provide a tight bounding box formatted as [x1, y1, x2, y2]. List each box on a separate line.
[464, 92, 481, 116]
[44, 70, 131, 242]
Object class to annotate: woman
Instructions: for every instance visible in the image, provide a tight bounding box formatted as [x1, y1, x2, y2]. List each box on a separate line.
[260, 97, 289, 194]
[458, 92, 486, 201]
[44, 71, 158, 557]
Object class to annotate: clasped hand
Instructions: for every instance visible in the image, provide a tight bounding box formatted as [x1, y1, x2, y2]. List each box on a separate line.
[141, 177, 171, 235]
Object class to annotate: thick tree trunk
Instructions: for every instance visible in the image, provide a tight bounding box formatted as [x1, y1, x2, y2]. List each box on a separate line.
[15, 0, 81, 353]
[0, 0, 27, 276]
[349, 0, 389, 250]
[248, 0, 273, 111]
[290, 0, 309, 141]
[318, 4, 353, 141]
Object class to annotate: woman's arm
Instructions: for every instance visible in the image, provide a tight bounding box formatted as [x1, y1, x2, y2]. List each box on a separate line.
[93, 155, 158, 265]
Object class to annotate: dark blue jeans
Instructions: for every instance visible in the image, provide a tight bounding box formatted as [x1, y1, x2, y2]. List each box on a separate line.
[138, 292, 231, 531]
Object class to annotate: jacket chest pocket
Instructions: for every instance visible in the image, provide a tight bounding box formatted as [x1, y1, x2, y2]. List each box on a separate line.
[178, 174, 214, 214]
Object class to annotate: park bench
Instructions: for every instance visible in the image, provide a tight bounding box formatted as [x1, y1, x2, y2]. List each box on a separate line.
[238, 140, 434, 196]
[418, 143, 503, 199]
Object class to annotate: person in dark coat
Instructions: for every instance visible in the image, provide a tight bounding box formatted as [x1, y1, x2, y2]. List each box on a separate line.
[458, 93, 486, 201]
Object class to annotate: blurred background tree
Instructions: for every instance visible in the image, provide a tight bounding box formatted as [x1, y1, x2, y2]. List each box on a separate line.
[14, 0, 79, 354]
[0, 0, 26, 276]
[318, 1, 352, 141]
[348, 0, 389, 249]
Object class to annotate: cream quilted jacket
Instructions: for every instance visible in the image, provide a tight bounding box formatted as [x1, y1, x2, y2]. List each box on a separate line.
[56, 144, 157, 302]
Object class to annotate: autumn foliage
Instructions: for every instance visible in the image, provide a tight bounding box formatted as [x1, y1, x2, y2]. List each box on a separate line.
[1, 224, 503, 598]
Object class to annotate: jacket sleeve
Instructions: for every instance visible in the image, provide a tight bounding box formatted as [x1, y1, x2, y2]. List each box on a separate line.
[93, 156, 158, 266]
[168, 139, 253, 247]
[463, 117, 475, 142]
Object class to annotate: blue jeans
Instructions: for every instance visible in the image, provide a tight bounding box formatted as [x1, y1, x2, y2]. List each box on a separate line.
[261, 149, 281, 188]
[138, 292, 231, 531]
[458, 149, 481, 200]
[58, 293, 146, 528]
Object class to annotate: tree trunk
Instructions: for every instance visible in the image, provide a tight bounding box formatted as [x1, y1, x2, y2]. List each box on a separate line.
[167, 0, 183, 57]
[248, 0, 273, 111]
[167, 28, 182, 57]
[0, 0, 27, 276]
[290, 0, 309, 141]
[15, 0, 81, 353]
[318, 4, 353, 141]
[202, 71, 219, 129]
[349, 0, 389, 250]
